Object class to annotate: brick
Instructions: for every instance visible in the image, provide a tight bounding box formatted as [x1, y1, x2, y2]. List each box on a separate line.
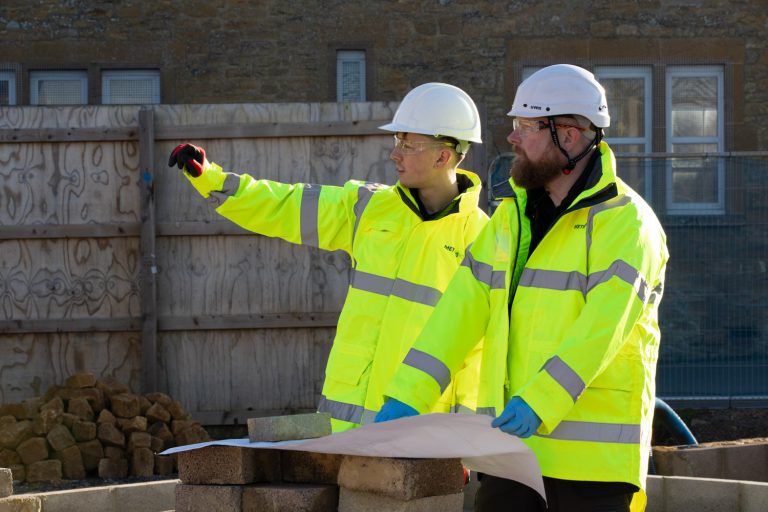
[66, 397, 94, 422]
[145, 403, 171, 424]
[0, 467, 12, 498]
[77, 439, 104, 471]
[242, 483, 338, 512]
[16, 437, 48, 465]
[128, 431, 152, 451]
[30, 408, 61, 435]
[0, 449, 21, 467]
[175, 424, 209, 446]
[247, 413, 331, 442]
[0, 421, 32, 450]
[338, 488, 464, 512]
[130, 447, 154, 477]
[97, 423, 125, 447]
[281, 451, 343, 484]
[71, 420, 97, 442]
[53, 445, 86, 480]
[337, 456, 464, 501]
[155, 454, 176, 475]
[179, 446, 258, 484]
[26, 459, 62, 483]
[110, 393, 141, 418]
[175, 484, 242, 512]
[98, 457, 128, 479]
[97, 409, 117, 425]
[45, 424, 75, 452]
[117, 416, 147, 434]
[0, 495, 41, 511]
[64, 372, 96, 389]
[145, 392, 173, 407]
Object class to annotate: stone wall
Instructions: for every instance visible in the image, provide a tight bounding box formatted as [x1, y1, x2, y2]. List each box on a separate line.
[1, 0, 767, 153]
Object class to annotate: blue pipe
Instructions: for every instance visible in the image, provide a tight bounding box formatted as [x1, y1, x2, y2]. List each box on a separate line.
[654, 397, 698, 446]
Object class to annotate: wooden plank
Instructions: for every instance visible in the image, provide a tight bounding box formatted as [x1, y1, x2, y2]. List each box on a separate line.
[0, 126, 138, 143]
[0, 317, 140, 334]
[0, 332, 141, 403]
[139, 108, 158, 394]
[156, 221, 252, 237]
[155, 120, 387, 140]
[0, 223, 140, 239]
[158, 312, 340, 331]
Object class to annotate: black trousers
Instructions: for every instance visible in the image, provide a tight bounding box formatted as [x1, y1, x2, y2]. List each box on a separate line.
[475, 474, 637, 512]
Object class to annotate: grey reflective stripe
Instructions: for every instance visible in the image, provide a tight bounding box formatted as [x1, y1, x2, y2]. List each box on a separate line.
[542, 356, 585, 402]
[453, 404, 475, 414]
[461, 250, 506, 289]
[587, 259, 649, 303]
[649, 283, 663, 305]
[403, 349, 451, 393]
[586, 195, 630, 255]
[536, 420, 641, 444]
[352, 185, 376, 247]
[475, 407, 497, 417]
[317, 396, 364, 424]
[207, 173, 242, 207]
[519, 268, 587, 294]
[300, 184, 322, 247]
[351, 270, 443, 307]
[360, 409, 378, 425]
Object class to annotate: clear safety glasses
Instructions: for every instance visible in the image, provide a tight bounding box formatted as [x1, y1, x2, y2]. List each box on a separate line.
[392, 135, 455, 155]
[512, 118, 588, 138]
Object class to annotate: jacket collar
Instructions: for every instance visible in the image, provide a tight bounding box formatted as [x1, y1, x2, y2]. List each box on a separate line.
[396, 168, 483, 220]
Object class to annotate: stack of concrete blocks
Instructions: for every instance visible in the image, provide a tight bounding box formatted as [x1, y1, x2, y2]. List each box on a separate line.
[174, 413, 465, 511]
[652, 438, 768, 482]
[0, 466, 41, 512]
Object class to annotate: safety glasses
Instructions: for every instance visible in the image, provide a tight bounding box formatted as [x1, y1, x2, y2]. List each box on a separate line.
[512, 118, 588, 138]
[393, 135, 455, 154]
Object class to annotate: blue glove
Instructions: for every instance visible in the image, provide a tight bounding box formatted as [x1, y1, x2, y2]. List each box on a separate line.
[491, 396, 541, 438]
[374, 398, 419, 423]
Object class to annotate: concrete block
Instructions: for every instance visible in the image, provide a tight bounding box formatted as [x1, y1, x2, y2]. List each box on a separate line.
[281, 451, 343, 484]
[77, 439, 104, 471]
[248, 413, 331, 442]
[0, 468, 12, 498]
[46, 425, 75, 452]
[26, 460, 62, 483]
[645, 475, 664, 512]
[652, 445, 723, 478]
[64, 372, 97, 389]
[110, 479, 178, 512]
[741, 480, 768, 512]
[723, 442, 768, 482]
[98, 458, 128, 479]
[242, 483, 338, 512]
[16, 437, 49, 465]
[175, 483, 242, 512]
[71, 421, 96, 442]
[110, 393, 141, 418]
[179, 446, 262, 485]
[130, 447, 155, 477]
[337, 456, 464, 500]
[53, 445, 86, 480]
[664, 475, 738, 512]
[338, 488, 464, 512]
[35, 486, 112, 512]
[0, 495, 41, 512]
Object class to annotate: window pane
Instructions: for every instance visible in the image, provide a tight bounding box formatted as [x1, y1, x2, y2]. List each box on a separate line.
[337, 50, 365, 102]
[340, 62, 362, 101]
[38, 80, 84, 105]
[671, 76, 718, 137]
[0, 81, 9, 105]
[613, 143, 647, 194]
[102, 70, 160, 104]
[601, 77, 645, 138]
[671, 143, 719, 203]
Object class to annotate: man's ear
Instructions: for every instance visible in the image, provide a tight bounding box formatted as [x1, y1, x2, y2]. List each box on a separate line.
[434, 148, 455, 168]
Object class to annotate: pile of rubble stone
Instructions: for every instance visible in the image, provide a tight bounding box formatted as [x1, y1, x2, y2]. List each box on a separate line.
[0, 373, 209, 483]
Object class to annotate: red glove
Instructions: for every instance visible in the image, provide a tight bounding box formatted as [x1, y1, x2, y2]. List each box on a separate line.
[168, 143, 206, 177]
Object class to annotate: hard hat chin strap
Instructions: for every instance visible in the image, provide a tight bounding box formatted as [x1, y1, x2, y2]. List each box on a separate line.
[546, 116, 602, 173]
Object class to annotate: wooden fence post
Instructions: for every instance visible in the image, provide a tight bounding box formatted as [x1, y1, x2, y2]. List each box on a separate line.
[139, 108, 158, 393]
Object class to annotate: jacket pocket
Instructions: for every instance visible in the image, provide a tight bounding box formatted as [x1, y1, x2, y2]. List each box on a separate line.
[325, 344, 373, 386]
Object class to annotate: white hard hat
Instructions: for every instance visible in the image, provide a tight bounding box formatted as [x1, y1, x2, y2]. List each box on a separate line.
[379, 82, 483, 145]
[507, 64, 610, 128]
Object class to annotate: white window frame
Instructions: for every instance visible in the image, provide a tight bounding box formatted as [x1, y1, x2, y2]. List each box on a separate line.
[0, 71, 16, 105]
[336, 50, 366, 102]
[102, 69, 161, 105]
[595, 66, 653, 200]
[30, 70, 88, 105]
[665, 65, 725, 215]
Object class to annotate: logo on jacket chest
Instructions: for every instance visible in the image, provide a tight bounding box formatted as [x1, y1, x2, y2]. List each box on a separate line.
[443, 244, 460, 258]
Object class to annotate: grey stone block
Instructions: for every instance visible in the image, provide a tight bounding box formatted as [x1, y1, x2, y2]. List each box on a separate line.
[242, 483, 338, 512]
[741, 480, 768, 512]
[178, 446, 280, 485]
[0, 467, 12, 498]
[175, 483, 242, 512]
[337, 456, 464, 501]
[338, 488, 463, 512]
[248, 413, 331, 442]
[664, 476, 738, 512]
[281, 451, 343, 484]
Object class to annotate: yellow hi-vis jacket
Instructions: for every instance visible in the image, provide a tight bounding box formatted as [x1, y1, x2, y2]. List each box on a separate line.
[185, 163, 489, 432]
[385, 142, 668, 500]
